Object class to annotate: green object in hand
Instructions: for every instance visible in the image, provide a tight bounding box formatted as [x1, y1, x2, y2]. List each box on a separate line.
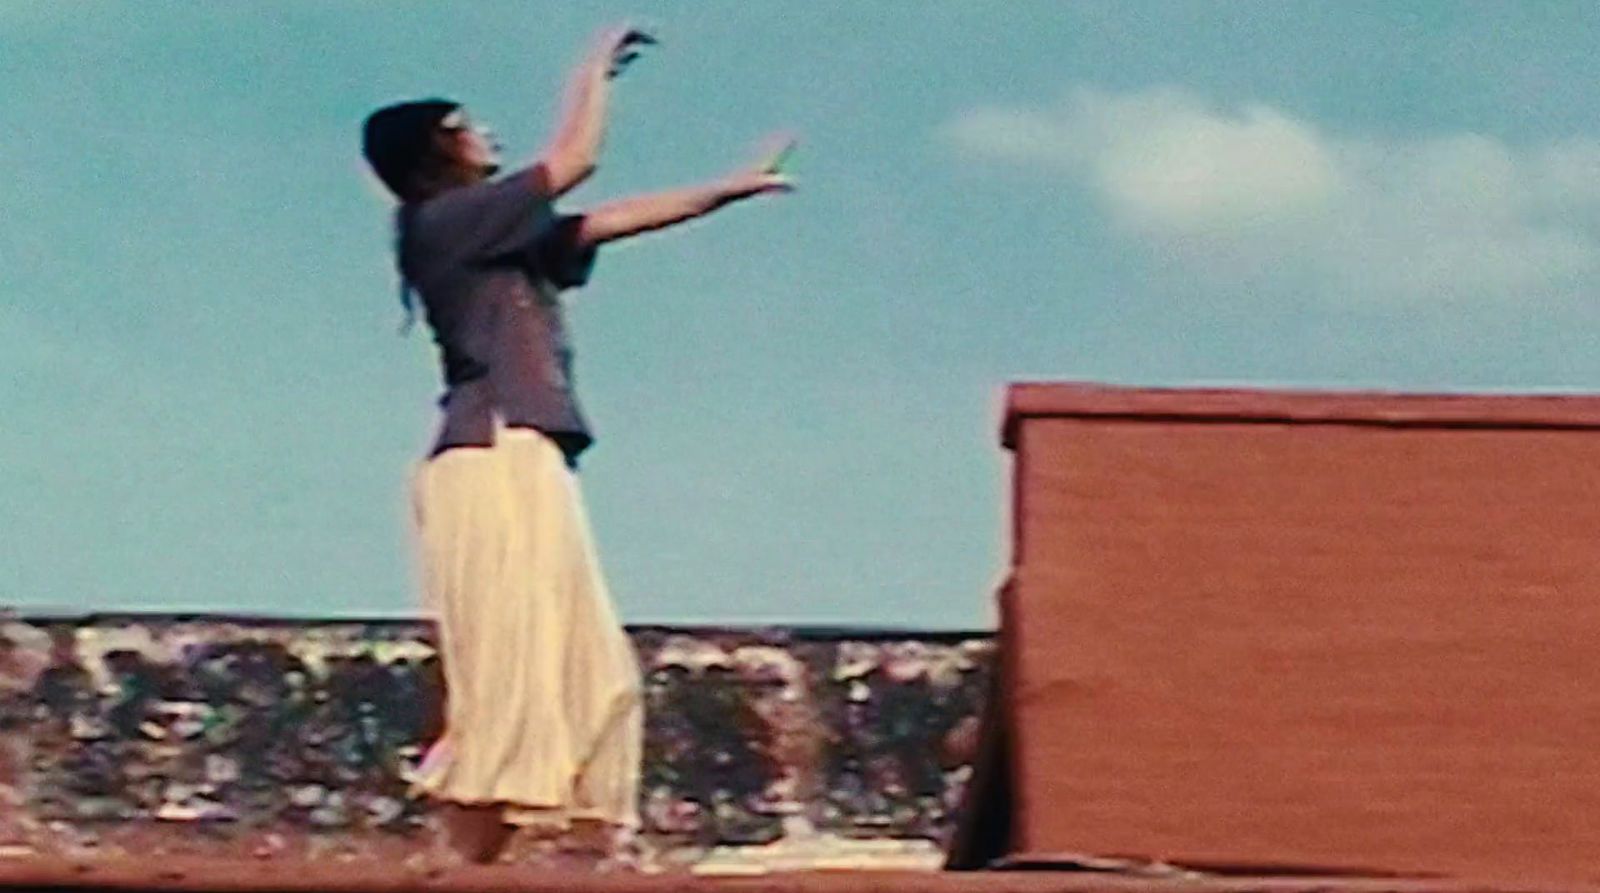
[767, 142, 797, 175]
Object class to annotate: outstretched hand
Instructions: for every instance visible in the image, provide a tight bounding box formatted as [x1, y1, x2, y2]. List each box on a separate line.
[754, 133, 798, 175]
[594, 23, 657, 80]
[723, 133, 799, 197]
[575, 134, 799, 246]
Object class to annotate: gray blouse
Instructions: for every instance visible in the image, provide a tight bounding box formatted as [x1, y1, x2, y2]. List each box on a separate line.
[398, 171, 598, 463]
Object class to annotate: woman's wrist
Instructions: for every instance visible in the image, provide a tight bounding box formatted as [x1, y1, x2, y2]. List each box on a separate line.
[714, 169, 791, 204]
[712, 175, 752, 203]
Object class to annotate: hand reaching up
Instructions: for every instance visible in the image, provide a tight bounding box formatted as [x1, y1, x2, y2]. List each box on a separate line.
[593, 23, 658, 80]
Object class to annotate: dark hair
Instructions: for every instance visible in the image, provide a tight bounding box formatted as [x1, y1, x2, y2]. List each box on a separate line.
[361, 98, 459, 199]
[362, 98, 459, 331]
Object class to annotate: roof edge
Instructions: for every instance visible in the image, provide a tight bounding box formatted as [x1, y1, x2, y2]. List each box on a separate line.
[1001, 381, 1600, 449]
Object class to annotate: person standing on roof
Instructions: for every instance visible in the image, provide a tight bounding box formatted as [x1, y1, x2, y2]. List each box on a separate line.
[361, 23, 793, 864]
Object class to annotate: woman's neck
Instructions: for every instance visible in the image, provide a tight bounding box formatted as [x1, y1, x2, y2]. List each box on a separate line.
[410, 165, 490, 203]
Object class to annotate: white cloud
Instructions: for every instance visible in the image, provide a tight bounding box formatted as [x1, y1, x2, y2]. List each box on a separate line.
[945, 86, 1600, 304]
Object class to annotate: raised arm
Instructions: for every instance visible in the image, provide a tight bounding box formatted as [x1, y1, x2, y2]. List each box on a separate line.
[574, 137, 795, 247]
[533, 25, 655, 197]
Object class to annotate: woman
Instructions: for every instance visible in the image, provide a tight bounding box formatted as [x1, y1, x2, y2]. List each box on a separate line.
[360, 25, 792, 865]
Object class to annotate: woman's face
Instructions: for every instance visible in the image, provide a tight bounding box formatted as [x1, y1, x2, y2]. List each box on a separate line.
[437, 108, 503, 177]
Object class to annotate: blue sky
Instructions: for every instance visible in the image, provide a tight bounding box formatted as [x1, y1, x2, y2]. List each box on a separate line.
[5, 2, 1600, 628]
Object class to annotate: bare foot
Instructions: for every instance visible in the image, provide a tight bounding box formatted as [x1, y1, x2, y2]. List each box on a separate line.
[439, 804, 514, 865]
[560, 818, 616, 855]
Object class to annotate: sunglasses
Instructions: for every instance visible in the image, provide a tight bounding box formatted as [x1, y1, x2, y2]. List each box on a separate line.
[437, 109, 488, 135]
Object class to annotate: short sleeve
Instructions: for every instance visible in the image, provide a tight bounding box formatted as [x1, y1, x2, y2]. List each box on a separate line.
[419, 168, 556, 263]
[416, 169, 598, 291]
[538, 214, 599, 290]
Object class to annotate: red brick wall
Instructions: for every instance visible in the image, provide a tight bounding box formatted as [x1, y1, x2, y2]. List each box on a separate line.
[1004, 385, 1600, 886]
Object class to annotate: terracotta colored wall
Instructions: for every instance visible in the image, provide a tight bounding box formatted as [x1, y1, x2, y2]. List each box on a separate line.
[1004, 386, 1600, 886]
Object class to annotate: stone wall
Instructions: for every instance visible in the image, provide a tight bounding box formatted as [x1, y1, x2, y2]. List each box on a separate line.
[0, 614, 991, 869]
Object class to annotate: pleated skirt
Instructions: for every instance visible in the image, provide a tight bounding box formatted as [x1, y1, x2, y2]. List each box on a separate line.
[408, 427, 641, 828]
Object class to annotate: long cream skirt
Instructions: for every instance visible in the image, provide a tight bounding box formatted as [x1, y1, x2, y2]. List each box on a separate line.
[408, 427, 641, 828]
